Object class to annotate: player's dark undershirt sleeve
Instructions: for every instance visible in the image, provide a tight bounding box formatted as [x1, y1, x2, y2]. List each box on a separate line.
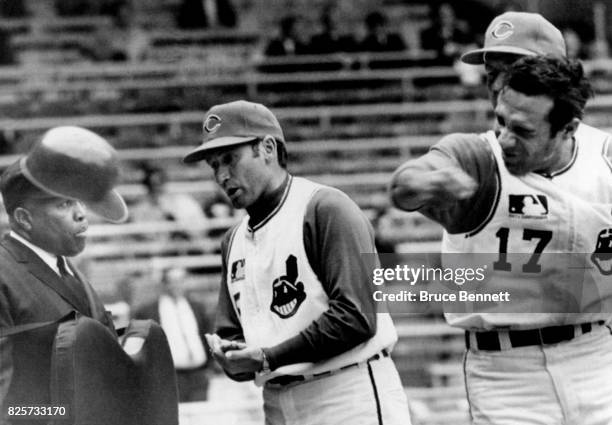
[215, 226, 254, 381]
[417, 133, 499, 234]
[264, 188, 378, 370]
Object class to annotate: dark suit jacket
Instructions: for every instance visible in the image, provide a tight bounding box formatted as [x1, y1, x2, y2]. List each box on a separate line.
[133, 296, 212, 370]
[0, 234, 114, 423]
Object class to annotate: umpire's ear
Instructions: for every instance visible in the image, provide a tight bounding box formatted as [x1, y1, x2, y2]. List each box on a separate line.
[13, 206, 33, 232]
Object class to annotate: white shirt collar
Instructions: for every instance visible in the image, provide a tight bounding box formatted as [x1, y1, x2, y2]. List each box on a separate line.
[10, 231, 63, 276]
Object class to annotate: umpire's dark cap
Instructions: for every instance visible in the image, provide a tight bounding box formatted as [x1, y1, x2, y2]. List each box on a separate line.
[0, 160, 50, 214]
[183, 100, 285, 163]
[1, 126, 128, 223]
[461, 12, 566, 65]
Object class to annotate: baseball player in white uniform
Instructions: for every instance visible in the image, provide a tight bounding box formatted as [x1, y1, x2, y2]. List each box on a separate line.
[390, 15, 612, 425]
[183, 100, 411, 425]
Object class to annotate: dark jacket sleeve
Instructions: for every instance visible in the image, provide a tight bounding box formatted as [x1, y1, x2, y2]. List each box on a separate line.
[265, 188, 378, 370]
[214, 226, 254, 381]
[0, 336, 12, 422]
[0, 279, 14, 412]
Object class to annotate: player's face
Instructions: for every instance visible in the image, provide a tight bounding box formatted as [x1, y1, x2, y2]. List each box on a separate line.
[483, 53, 523, 107]
[205, 142, 272, 209]
[495, 87, 567, 175]
[22, 196, 89, 256]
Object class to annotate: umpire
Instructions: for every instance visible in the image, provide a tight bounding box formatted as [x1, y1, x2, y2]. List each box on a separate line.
[0, 127, 128, 424]
[184, 100, 412, 425]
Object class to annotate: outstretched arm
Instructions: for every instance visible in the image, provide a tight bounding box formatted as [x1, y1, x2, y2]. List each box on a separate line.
[390, 152, 477, 211]
[390, 133, 499, 234]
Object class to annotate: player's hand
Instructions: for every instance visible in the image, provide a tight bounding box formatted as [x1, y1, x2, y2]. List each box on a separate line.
[205, 333, 263, 375]
[222, 346, 265, 375]
[391, 166, 477, 210]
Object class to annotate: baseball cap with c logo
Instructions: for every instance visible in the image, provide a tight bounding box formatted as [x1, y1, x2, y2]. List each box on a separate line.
[461, 12, 566, 65]
[183, 100, 285, 163]
[203, 114, 222, 134]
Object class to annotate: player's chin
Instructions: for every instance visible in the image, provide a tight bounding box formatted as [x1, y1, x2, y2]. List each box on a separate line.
[230, 196, 252, 210]
[504, 160, 529, 176]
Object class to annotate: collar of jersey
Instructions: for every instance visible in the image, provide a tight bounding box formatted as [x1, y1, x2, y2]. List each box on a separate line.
[538, 136, 578, 178]
[247, 175, 293, 234]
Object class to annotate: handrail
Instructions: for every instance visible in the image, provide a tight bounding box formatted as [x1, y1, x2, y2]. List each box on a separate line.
[0, 53, 446, 82]
[0, 134, 440, 168]
[87, 217, 238, 238]
[0, 99, 492, 131]
[0, 66, 458, 94]
[4, 97, 612, 136]
[1, 52, 610, 84]
[0, 15, 112, 33]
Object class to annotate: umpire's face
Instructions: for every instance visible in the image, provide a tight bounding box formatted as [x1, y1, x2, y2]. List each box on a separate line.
[15, 195, 88, 256]
[205, 139, 276, 209]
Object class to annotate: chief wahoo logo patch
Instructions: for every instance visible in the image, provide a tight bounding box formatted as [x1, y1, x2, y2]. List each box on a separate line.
[270, 255, 306, 318]
[591, 228, 612, 275]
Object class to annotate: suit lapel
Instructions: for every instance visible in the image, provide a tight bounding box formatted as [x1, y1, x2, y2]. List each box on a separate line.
[69, 259, 105, 321]
[1, 235, 92, 315]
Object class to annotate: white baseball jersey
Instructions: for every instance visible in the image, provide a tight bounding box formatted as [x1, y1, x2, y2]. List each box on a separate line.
[225, 176, 397, 385]
[444, 127, 612, 330]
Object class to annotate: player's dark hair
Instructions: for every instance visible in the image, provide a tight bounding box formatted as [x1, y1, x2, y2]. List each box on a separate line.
[251, 137, 288, 169]
[502, 55, 593, 136]
[276, 139, 288, 169]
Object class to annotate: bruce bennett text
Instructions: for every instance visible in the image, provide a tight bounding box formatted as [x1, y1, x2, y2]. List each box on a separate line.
[373, 290, 511, 303]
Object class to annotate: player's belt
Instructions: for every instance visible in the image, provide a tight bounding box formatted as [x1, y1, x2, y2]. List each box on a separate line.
[265, 349, 390, 387]
[465, 321, 607, 351]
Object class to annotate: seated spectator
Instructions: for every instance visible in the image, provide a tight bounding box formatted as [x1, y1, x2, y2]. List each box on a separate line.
[83, 0, 151, 62]
[176, 0, 237, 29]
[563, 27, 591, 60]
[497, 0, 523, 13]
[0, 29, 15, 66]
[420, 2, 474, 65]
[0, 0, 27, 17]
[308, 7, 357, 54]
[133, 266, 213, 402]
[55, 0, 90, 15]
[371, 207, 398, 254]
[203, 194, 236, 244]
[129, 164, 208, 241]
[358, 11, 406, 52]
[264, 15, 310, 56]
